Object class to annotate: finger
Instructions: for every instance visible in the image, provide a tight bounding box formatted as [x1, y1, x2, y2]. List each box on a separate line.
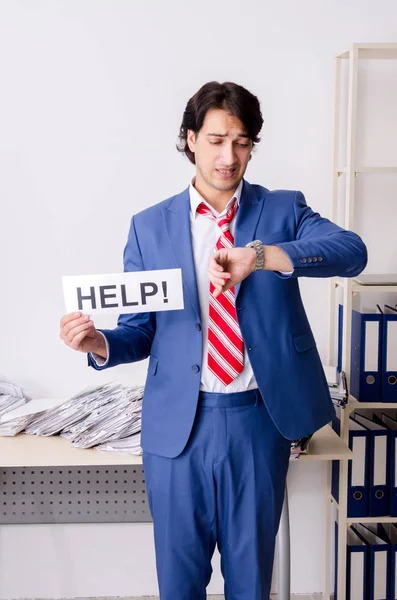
[64, 321, 94, 345]
[209, 268, 231, 278]
[212, 282, 224, 295]
[62, 314, 91, 337]
[70, 328, 92, 351]
[208, 266, 231, 279]
[60, 312, 83, 328]
[212, 249, 228, 266]
[210, 276, 229, 287]
[222, 281, 234, 293]
[209, 256, 225, 272]
[208, 270, 231, 281]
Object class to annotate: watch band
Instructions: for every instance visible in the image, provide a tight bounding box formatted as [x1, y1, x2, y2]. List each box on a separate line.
[245, 239, 264, 271]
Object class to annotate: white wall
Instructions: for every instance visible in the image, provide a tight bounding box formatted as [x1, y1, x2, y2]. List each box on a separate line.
[1, 0, 397, 597]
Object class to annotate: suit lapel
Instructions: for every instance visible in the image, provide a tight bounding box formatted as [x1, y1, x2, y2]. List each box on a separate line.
[163, 179, 264, 319]
[163, 186, 201, 320]
[234, 180, 264, 298]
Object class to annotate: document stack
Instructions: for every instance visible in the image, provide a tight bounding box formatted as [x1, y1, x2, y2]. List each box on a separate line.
[0, 376, 30, 435]
[0, 382, 144, 455]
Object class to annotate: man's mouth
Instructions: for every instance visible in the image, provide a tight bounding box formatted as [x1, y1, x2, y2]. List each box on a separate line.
[216, 168, 237, 177]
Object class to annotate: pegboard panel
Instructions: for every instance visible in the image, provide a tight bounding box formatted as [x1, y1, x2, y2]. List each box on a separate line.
[0, 465, 151, 524]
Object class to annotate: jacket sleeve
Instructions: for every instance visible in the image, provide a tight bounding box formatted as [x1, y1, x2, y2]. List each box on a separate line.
[274, 191, 368, 278]
[87, 216, 156, 371]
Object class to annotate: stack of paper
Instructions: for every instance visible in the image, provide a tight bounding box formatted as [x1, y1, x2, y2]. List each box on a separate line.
[97, 432, 142, 455]
[0, 376, 30, 435]
[22, 381, 144, 453]
[0, 380, 145, 454]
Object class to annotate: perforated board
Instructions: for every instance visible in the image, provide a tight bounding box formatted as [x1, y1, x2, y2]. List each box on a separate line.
[0, 465, 151, 524]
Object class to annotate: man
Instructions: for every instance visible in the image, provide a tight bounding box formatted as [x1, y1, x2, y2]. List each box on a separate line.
[60, 81, 367, 599]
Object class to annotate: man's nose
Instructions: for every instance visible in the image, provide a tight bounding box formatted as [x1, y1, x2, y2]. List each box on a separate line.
[220, 144, 237, 165]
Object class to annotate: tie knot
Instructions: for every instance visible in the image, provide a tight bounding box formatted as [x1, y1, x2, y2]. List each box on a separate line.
[196, 198, 238, 230]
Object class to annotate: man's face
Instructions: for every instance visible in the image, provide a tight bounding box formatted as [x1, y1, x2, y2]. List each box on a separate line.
[187, 108, 253, 193]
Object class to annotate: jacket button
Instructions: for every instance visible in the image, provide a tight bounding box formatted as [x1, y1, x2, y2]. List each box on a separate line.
[192, 365, 200, 373]
[307, 258, 313, 263]
[318, 256, 323, 262]
[300, 258, 307, 264]
[312, 257, 318, 262]
[195, 323, 202, 331]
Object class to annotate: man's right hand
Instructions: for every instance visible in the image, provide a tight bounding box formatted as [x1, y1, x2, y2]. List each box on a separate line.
[59, 312, 108, 359]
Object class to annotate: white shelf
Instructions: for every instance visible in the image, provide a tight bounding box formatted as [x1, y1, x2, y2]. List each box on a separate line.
[334, 277, 397, 293]
[336, 43, 397, 59]
[330, 497, 397, 524]
[0, 424, 350, 468]
[347, 515, 397, 524]
[347, 396, 397, 413]
[0, 433, 142, 467]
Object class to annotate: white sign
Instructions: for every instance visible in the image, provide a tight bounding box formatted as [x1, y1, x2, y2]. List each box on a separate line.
[62, 269, 184, 315]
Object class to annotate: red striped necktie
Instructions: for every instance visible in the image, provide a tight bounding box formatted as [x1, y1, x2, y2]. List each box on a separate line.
[196, 199, 244, 386]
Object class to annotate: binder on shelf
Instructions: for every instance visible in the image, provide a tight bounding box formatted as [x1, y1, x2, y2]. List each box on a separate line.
[332, 415, 369, 517]
[338, 304, 383, 402]
[382, 305, 397, 403]
[352, 413, 389, 517]
[352, 523, 389, 600]
[378, 523, 397, 600]
[379, 412, 397, 517]
[338, 303, 343, 373]
[346, 525, 368, 600]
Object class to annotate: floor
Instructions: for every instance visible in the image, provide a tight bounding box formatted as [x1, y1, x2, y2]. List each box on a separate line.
[11, 596, 323, 600]
[40, 596, 322, 599]
[14, 596, 323, 599]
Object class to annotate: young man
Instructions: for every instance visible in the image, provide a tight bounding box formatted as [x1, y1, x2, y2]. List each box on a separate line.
[60, 81, 367, 599]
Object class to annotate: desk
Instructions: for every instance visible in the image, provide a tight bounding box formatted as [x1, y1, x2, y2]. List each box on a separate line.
[0, 424, 351, 597]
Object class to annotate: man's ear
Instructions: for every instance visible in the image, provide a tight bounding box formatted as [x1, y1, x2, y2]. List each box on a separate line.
[187, 129, 196, 153]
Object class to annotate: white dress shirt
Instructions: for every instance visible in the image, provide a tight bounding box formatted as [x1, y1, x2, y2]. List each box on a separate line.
[92, 179, 292, 393]
[189, 178, 259, 393]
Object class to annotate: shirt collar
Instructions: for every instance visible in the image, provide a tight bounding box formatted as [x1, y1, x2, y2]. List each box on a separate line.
[189, 177, 243, 219]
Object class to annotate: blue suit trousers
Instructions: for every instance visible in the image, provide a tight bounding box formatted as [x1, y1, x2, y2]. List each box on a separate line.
[142, 389, 291, 599]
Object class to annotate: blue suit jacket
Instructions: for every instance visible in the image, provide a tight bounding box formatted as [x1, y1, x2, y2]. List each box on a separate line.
[88, 180, 367, 457]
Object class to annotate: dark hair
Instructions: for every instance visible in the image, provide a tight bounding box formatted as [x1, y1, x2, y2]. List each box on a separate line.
[176, 81, 263, 165]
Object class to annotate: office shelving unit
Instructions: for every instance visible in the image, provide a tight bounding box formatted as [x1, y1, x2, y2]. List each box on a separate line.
[326, 43, 397, 600]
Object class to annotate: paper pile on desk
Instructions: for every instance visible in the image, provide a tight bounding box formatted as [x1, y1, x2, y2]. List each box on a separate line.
[96, 432, 142, 454]
[0, 376, 30, 435]
[0, 381, 144, 455]
[24, 382, 144, 455]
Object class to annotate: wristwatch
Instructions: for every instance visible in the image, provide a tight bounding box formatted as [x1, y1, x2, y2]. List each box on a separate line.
[245, 239, 264, 271]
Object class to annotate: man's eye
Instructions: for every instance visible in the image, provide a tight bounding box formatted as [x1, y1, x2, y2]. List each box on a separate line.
[210, 141, 222, 145]
[239, 143, 249, 148]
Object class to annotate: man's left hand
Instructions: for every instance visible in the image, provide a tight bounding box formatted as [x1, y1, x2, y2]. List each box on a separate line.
[208, 247, 256, 298]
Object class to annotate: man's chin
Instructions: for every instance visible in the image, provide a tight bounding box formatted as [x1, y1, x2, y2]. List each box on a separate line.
[211, 176, 241, 192]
